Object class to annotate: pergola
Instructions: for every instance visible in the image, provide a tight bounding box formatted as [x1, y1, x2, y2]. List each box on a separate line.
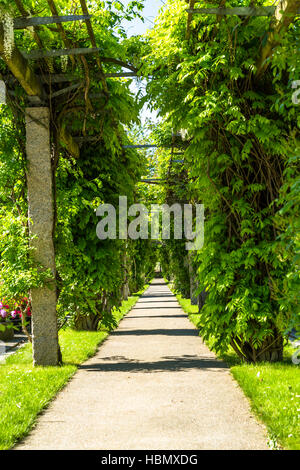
[0, 0, 298, 366]
[0, 0, 139, 366]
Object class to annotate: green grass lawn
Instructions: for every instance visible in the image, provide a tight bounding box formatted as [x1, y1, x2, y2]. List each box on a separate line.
[175, 291, 300, 450]
[0, 286, 148, 450]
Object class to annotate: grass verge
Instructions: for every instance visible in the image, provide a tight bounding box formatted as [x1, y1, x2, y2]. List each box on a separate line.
[174, 290, 300, 450]
[0, 285, 148, 450]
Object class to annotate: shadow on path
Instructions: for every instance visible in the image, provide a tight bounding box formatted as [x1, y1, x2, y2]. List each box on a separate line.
[111, 328, 199, 336]
[131, 306, 182, 310]
[79, 354, 228, 373]
[141, 293, 174, 298]
[133, 300, 179, 303]
[127, 314, 188, 319]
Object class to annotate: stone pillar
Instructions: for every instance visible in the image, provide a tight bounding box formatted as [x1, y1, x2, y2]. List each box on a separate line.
[26, 107, 60, 366]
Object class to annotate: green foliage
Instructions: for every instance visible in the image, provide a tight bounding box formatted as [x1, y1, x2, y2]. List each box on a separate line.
[275, 152, 300, 334]
[160, 240, 190, 297]
[0, 106, 52, 302]
[143, 0, 300, 362]
[0, 1, 156, 335]
[55, 136, 151, 327]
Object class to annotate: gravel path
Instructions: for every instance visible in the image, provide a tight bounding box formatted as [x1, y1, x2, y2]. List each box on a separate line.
[16, 279, 268, 450]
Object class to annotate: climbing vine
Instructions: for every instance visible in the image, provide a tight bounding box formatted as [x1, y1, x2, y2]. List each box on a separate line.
[142, 0, 300, 362]
[0, 0, 155, 336]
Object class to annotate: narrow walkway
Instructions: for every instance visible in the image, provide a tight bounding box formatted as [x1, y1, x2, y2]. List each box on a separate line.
[16, 279, 268, 450]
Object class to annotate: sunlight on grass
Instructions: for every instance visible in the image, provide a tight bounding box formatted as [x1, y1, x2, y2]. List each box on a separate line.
[231, 362, 300, 450]
[0, 286, 148, 450]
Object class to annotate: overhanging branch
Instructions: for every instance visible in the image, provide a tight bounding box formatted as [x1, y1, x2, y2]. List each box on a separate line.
[0, 25, 79, 158]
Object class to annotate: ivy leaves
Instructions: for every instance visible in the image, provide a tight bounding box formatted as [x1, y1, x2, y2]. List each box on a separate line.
[143, 0, 299, 359]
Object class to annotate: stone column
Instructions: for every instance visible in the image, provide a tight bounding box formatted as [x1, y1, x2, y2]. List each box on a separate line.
[26, 107, 60, 366]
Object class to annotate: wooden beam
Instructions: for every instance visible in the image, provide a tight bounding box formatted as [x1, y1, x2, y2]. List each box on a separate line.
[50, 83, 81, 98]
[40, 71, 138, 83]
[23, 49, 137, 72]
[105, 72, 137, 78]
[139, 179, 176, 185]
[22, 47, 101, 60]
[256, 0, 300, 78]
[123, 144, 158, 149]
[40, 74, 79, 84]
[186, 7, 277, 16]
[58, 92, 106, 106]
[140, 179, 166, 184]
[88, 92, 107, 99]
[73, 136, 100, 143]
[13, 15, 91, 29]
[14, 0, 54, 72]
[74, 140, 159, 147]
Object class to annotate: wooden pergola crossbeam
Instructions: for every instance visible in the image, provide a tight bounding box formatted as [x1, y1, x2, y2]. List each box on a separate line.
[40, 71, 138, 84]
[141, 179, 164, 181]
[140, 179, 166, 184]
[139, 179, 176, 185]
[13, 15, 91, 29]
[50, 82, 81, 98]
[14, 0, 53, 69]
[86, 92, 106, 99]
[105, 72, 138, 78]
[73, 135, 100, 143]
[40, 74, 79, 83]
[22, 48, 137, 72]
[22, 47, 102, 59]
[123, 144, 158, 149]
[186, 6, 278, 16]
